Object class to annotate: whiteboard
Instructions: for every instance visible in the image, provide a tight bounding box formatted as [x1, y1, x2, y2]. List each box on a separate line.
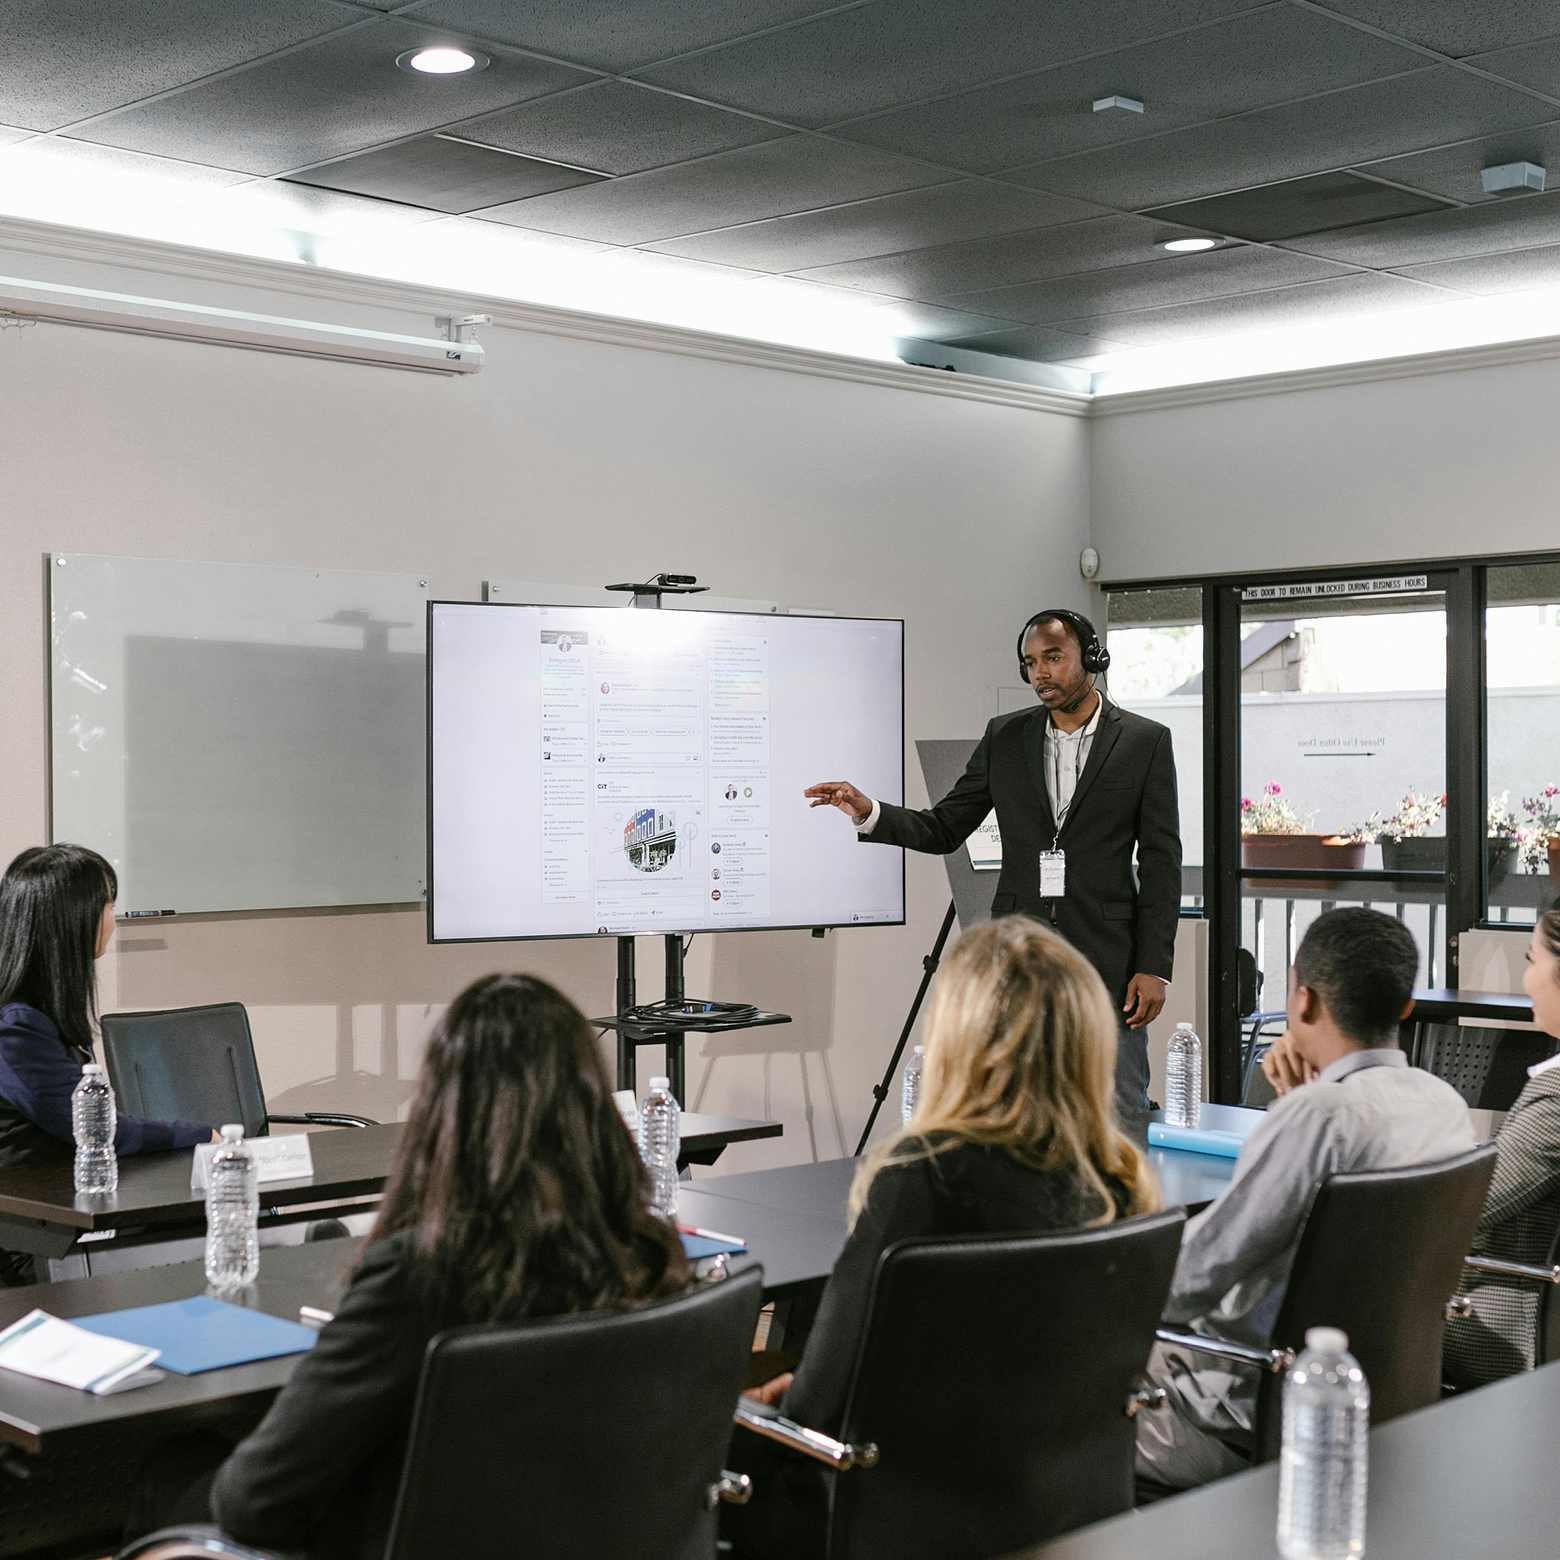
[50, 554, 429, 915]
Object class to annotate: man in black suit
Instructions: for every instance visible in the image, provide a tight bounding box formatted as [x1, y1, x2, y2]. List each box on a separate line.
[806, 609, 1182, 1124]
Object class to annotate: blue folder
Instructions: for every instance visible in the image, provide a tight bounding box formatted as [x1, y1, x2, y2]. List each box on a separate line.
[680, 1232, 747, 1260]
[74, 1296, 319, 1375]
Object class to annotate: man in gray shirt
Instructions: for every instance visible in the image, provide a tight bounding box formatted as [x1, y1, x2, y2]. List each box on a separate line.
[1136, 909, 1474, 1489]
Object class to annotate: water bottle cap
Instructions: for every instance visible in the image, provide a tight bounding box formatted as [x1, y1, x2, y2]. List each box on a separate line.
[220, 1123, 244, 1141]
[1305, 1326, 1348, 1353]
[1173, 1023, 1198, 1034]
[82, 1062, 105, 1074]
[912, 1045, 924, 1057]
[648, 1076, 670, 1091]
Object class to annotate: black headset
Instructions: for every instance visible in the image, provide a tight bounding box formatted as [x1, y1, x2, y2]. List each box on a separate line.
[1016, 608, 1110, 683]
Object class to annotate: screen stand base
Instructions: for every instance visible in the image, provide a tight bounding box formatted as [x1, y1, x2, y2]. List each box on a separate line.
[854, 900, 957, 1156]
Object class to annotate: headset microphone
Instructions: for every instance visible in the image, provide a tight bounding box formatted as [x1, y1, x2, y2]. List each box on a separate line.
[1015, 608, 1111, 684]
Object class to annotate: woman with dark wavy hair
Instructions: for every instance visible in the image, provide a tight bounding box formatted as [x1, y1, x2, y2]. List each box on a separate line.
[162, 974, 689, 1559]
[0, 843, 212, 1285]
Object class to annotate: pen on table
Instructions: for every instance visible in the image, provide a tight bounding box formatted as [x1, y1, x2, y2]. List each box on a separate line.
[678, 1223, 746, 1246]
[119, 909, 176, 919]
[299, 1306, 334, 1327]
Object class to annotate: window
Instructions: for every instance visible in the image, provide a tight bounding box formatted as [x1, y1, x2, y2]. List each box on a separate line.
[1104, 587, 1202, 909]
[1485, 562, 1560, 924]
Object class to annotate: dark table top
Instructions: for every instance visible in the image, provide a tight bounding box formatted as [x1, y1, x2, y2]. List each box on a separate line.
[0, 1115, 781, 1236]
[0, 1181, 835, 1455]
[0, 1236, 359, 1454]
[1411, 987, 1534, 1024]
[1008, 1359, 1560, 1559]
[695, 1131, 1241, 1222]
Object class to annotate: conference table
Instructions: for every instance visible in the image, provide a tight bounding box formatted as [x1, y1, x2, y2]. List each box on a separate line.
[0, 1113, 783, 1264]
[1005, 1358, 1560, 1559]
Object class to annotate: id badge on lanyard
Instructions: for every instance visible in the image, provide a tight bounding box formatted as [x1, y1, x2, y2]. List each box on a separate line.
[1039, 847, 1066, 898]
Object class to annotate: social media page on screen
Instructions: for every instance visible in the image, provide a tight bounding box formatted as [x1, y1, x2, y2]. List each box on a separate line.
[429, 602, 905, 939]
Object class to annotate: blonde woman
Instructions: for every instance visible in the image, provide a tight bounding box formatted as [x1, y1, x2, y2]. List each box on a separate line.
[728, 917, 1158, 1558]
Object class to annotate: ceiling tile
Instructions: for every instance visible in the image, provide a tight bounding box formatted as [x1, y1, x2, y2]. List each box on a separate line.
[1466, 36, 1560, 99]
[215, 180, 444, 238]
[792, 213, 1227, 299]
[940, 322, 1133, 361]
[1392, 242, 1560, 292]
[1146, 171, 1454, 241]
[1360, 121, 1560, 203]
[1303, 2, 1560, 59]
[647, 181, 1108, 271]
[1057, 271, 1458, 346]
[400, 0, 839, 73]
[476, 135, 949, 244]
[451, 80, 781, 176]
[75, 19, 595, 176]
[1008, 68, 1550, 209]
[288, 135, 602, 213]
[1277, 188, 1560, 266]
[633, 0, 1270, 130]
[934, 244, 1352, 323]
[0, 125, 33, 150]
[0, 0, 357, 132]
[835, 7, 1424, 173]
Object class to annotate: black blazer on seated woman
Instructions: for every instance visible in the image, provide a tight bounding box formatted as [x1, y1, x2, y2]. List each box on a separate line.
[783, 1136, 1131, 1435]
[210, 1233, 444, 1560]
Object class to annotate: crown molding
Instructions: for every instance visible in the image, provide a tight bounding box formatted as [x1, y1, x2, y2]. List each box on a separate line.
[0, 215, 1092, 418]
[1089, 331, 1560, 415]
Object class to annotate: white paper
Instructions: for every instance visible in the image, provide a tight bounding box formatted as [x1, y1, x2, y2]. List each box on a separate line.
[964, 810, 1002, 872]
[191, 1133, 315, 1191]
[0, 1309, 161, 1395]
[613, 1091, 640, 1136]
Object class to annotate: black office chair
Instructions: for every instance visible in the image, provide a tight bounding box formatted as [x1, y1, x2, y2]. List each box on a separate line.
[101, 1002, 376, 1136]
[117, 1265, 765, 1560]
[733, 1210, 1186, 1560]
[1417, 1024, 1557, 1112]
[1158, 1143, 1497, 1464]
[1236, 948, 1287, 1106]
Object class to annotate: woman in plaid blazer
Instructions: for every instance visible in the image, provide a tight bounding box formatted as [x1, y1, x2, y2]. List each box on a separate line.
[1444, 900, 1560, 1388]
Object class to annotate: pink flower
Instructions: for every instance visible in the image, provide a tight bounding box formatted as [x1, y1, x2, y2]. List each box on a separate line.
[1241, 797, 1253, 810]
[1266, 782, 1282, 796]
[1547, 785, 1558, 798]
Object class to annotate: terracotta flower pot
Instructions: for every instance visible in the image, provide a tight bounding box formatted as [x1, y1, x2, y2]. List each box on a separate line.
[1549, 837, 1560, 890]
[1242, 833, 1366, 893]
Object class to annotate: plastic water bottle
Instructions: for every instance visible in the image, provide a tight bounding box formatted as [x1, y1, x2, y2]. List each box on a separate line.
[1277, 1327, 1370, 1560]
[1163, 1023, 1203, 1128]
[205, 1124, 260, 1289]
[639, 1077, 681, 1221]
[71, 1063, 118, 1194]
[901, 1045, 924, 1127]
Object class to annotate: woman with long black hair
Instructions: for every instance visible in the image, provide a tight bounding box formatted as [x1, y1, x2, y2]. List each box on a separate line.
[169, 973, 690, 1558]
[0, 843, 212, 1284]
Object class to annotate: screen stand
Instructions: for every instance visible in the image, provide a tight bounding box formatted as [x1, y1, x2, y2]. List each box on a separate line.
[854, 900, 957, 1155]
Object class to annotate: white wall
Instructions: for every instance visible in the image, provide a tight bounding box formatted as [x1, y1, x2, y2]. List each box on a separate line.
[0, 224, 1091, 1168]
[1090, 350, 1560, 581]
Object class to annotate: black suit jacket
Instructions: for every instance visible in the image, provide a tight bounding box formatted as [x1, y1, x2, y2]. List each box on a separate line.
[865, 699, 1181, 1001]
[210, 1235, 440, 1560]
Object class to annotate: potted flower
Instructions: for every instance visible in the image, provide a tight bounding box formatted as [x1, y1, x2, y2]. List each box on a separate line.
[1241, 782, 1366, 889]
[1518, 786, 1560, 884]
[1372, 790, 1517, 891]
[1487, 791, 1523, 892]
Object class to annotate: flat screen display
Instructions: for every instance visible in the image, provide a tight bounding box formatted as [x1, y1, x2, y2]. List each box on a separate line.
[428, 602, 905, 941]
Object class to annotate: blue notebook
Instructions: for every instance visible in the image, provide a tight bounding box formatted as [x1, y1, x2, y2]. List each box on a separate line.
[74, 1297, 319, 1375]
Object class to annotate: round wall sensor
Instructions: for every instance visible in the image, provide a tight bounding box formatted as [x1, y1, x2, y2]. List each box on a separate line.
[1079, 546, 1101, 580]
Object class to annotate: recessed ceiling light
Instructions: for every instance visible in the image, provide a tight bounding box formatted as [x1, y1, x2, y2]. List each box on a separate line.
[397, 46, 489, 75]
[1159, 236, 1220, 253]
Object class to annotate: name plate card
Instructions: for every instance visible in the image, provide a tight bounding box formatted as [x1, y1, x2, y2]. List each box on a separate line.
[190, 1134, 315, 1192]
